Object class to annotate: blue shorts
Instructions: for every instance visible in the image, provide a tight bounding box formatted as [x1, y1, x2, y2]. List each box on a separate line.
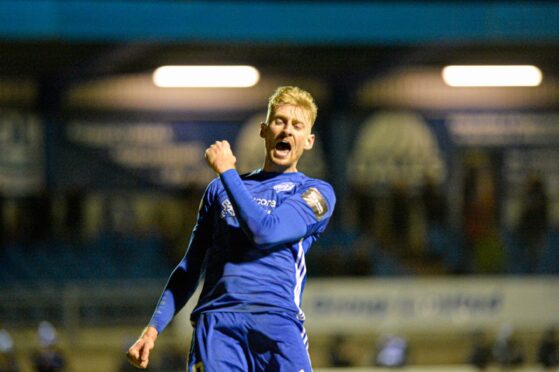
[188, 312, 311, 372]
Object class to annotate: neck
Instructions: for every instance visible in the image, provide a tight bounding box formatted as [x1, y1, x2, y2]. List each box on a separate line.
[262, 159, 298, 173]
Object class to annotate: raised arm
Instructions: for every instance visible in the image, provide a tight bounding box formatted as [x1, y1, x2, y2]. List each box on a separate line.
[205, 140, 335, 248]
[220, 169, 334, 246]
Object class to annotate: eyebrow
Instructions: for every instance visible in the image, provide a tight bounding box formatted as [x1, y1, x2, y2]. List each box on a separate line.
[273, 114, 307, 127]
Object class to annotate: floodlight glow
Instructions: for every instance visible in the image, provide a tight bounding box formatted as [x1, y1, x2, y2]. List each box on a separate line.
[442, 65, 542, 87]
[153, 65, 260, 88]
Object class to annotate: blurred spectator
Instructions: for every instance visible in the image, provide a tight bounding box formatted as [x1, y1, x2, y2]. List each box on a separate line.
[27, 191, 53, 243]
[349, 244, 375, 276]
[514, 176, 548, 273]
[538, 327, 558, 370]
[421, 176, 447, 230]
[0, 329, 19, 372]
[388, 180, 411, 256]
[467, 330, 492, 370]
[421, 176, 462, 273]
[492, 324, 524, 368]
[63, 188, 84, 242]
[32, 321, 65, 372]
[462, 160, 504, 274]
[374, 334, 408, 368]
[351, 216, 377, 276]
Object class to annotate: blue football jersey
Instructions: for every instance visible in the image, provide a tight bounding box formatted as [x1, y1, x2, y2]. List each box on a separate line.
[149, 169, 336, 333]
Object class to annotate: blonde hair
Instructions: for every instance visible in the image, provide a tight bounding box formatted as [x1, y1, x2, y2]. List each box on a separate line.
[265, 86, 318, 127]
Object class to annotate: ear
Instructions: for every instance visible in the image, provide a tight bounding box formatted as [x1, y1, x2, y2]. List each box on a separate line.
[304, 133, 315, 150]
[259, 122, 267, 139]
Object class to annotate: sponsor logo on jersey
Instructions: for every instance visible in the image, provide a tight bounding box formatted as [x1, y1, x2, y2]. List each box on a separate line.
[220, 197, 277, 219]
[273, 182, 296, 193]
[220, 199, 236, 219]
[301, 187, 328, 221]
[254, 197, 276, 208]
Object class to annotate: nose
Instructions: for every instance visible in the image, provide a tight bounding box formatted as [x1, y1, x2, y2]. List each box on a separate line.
[281, 122, 294, 135]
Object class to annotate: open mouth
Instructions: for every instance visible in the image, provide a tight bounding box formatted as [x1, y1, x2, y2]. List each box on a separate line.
[274, 140, 292, 158]
[275, 140, 292, 151]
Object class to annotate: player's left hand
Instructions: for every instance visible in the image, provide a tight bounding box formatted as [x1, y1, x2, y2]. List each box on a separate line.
[205, 140, 237, 174]
[126, 327, 158, 369]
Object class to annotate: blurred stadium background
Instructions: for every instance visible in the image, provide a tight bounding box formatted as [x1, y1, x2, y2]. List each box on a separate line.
[1, 1, 558, 371]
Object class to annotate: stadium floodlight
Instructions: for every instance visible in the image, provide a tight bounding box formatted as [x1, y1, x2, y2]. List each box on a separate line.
[442, 65, 543, 87]
[153, 65, 260, 88]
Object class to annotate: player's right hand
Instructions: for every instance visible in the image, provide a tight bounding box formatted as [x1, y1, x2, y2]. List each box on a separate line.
[205, 140, 237, 175]
[127, 327, 158, 369]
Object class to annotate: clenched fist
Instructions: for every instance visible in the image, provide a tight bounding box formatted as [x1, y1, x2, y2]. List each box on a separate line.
[205, 140, 237, 175]
[126, 327, 158, 369]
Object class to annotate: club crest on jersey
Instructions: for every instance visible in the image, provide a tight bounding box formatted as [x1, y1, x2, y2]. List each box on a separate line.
[302, 187, 328, 221]
[273, 182, 296, 193]
[220, 199, 236, 219]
